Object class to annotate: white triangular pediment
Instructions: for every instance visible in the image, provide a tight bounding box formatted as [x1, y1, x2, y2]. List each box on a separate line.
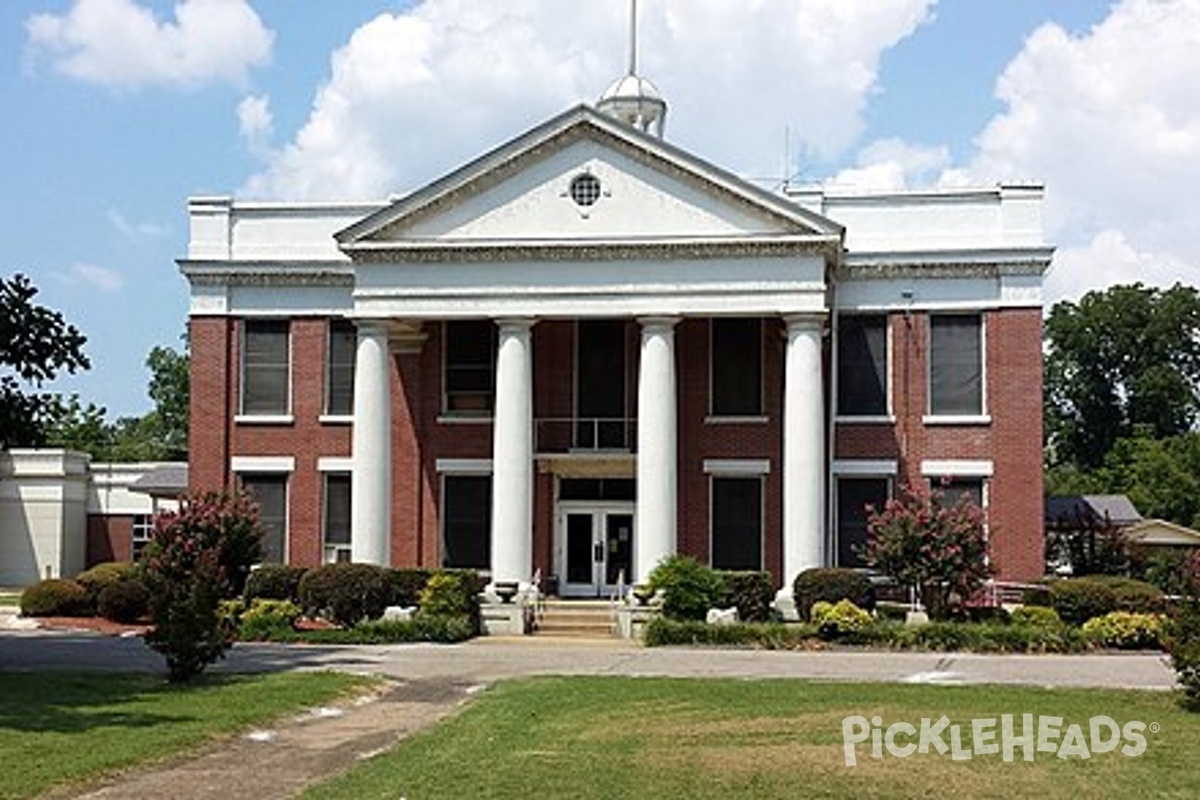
[337, 106, 841, 252]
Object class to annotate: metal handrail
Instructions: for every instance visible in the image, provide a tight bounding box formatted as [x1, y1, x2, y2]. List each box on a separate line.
[534, 417, 636, 453]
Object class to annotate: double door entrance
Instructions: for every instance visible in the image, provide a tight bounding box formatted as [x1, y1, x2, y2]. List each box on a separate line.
[558, 504, 634, 597]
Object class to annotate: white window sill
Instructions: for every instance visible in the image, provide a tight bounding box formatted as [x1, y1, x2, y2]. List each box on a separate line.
[704, 416, 769, 425]
[922, 414, 991, 426]
[234, 414, 294, 425]
[319, 414, 354, 425]
[437, 415, 494, 424]
[835, 415, 896, 424]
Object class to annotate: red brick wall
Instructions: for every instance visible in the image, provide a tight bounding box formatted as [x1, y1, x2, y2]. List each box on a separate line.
[833, 310, 1044, 581]
[189, 308, 1043, 584]
[86, 515, 132, 565]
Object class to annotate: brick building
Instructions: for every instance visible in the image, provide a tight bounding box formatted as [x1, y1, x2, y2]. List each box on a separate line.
[181, 87, 1051, 611]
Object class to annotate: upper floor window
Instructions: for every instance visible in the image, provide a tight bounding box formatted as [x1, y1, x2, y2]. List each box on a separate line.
[326, 319, 356, 416]
[444, 320, 496, 415]
[837, 315, 888, 416]
[241, 319, 290, 416]
[711, 318, 762, 416]
[929, 314, 983, 416]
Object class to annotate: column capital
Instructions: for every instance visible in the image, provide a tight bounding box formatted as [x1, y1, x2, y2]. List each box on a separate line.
[781, 313, 826, 333]
[494, 317, 536, 335]
[637, 315, 681, 333]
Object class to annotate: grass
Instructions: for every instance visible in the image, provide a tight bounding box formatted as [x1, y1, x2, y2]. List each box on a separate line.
[0, 591, 21, 607]
[0, 670, 371, 800]
[306, 676, 1198, 800]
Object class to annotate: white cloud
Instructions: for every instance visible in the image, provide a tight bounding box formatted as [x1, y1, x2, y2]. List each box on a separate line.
[828, 138, 951, 191]
[58, 262, 124, 293]
[958, 0, 1200, 301]
[242, 0, 935, 200]
[25, 0, 273, 89]
[107, 209, 169, 243]
[237, 94, 274, 155]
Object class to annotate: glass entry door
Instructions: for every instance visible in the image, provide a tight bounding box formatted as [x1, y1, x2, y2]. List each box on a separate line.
[559, 506, 634, 597]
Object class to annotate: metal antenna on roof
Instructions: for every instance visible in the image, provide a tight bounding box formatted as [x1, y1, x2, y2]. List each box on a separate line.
[629, 0, 639, 75]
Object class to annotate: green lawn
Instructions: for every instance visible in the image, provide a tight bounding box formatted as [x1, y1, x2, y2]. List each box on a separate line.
[307, 676, 1197, 800]
[0, 591, 21, 607]
[0, 670, 370, 799]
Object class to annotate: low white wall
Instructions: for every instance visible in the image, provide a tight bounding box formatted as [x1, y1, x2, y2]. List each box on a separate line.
[0, 450, 91, 586]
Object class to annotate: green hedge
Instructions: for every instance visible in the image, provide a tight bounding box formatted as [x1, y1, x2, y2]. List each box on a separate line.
[716, 571, 774, 622]
[19, 578, 90, 617]
[76, 562, 140, 615]
[249, 615, 474, 644]
[298, 563, 393, 626]
[244, 565, 309, 604]
[792, 568, 876, 621]
[1047, 576, 1165, 626]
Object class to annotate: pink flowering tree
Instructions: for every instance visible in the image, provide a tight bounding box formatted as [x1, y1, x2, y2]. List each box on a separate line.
[141, 491, 264, 682]
[864, 484, 993, 619]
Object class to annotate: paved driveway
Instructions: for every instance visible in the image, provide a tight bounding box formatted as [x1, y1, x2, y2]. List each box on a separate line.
[0, 629, 1177, 690]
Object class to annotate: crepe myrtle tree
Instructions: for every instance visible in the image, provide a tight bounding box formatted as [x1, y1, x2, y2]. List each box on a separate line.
[865, 483, 993, 619]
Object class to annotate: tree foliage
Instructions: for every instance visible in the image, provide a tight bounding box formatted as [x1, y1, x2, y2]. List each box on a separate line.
[1044, 283, 1200, 470]
[865, 484, 993, 619]
[0, 274, 90, 449]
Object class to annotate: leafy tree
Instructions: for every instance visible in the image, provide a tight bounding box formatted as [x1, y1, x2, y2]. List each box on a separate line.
[0, 274, 90, 448]
[1096, 431, 1200, 528]
[1045, 506, 1129, 577]
[865, 484, 993, 619]
[141, 491, 264, 682]
[44, 394, 112, 456]
[1044, 283, 1200, 470]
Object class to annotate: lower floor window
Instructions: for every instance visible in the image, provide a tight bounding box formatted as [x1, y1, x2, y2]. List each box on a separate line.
[836, 477, 890, 568]
[710, 476, 762, 571]
[323, 473, 352, 563]
[240, 474, 288, 564]
[939, 477, 985, 510]
[442, 475, 491, 569]
[131, 514, 153, 561]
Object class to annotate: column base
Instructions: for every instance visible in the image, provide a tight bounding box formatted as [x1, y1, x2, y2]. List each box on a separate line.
[772, 587, 801, 622]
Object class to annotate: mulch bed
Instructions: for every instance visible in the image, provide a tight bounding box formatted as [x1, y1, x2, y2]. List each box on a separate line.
[34, 616, 152, 636]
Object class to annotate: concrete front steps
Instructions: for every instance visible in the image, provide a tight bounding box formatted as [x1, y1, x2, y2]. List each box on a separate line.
[533, 599, 616, 638]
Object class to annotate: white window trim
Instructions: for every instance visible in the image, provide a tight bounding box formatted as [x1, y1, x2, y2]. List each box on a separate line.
[702, 459, 771, 475]
[921, 459, 993, 478]
[231, 455, 296, 473]
[708, 473, 765, 572]
[436, 458, 494, 474]
[317, 457, 353, 472]
[319, 414, 354, 426]
[922, 414, 992, 426]
[234, 414, 295, 426]
[708, 317, 766, 419]
[832, 459, 898, 476]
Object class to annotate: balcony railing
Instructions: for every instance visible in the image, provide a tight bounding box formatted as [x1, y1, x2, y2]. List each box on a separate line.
[535, 418, 636, 453]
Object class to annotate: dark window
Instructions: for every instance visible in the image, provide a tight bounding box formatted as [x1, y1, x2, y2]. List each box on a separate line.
[326, 320, 356, 416]
[836, 477, 890, 568]
[711, 476, 762, 570]
[838, 315, 888, 416]
[442, 475, 491, 569]
[323, 473, 351, 563]
[929, 314, 983, 416]
[241, 319, 290, 415]
[445, 321, 496, 415]
[240, 474, 287, 564]
[711, 318, 762, 416]
[558, 478, 636, 502]
[939, 477, 985, 510]
[576, 320, 628, 448]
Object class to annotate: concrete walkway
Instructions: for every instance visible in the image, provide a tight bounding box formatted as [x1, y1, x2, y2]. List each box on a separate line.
[2, 629, 1180, 799]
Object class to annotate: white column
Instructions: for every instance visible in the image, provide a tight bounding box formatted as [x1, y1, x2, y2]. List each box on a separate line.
[635, 316, 679, 584]
[351, 321, 392, 565]
[489, 318, 535, 586]
[779, 314, 827, 613]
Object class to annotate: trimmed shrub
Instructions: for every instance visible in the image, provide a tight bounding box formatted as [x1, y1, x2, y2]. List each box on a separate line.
[1048, 578, 1119, 626]
[811, 599, 872, 639]
[244, 565, 308, 603]
[643, 618, 819, 649]
[418, 571, 478, 619]
[76, 562, 137, 614]
[1082, 611, 1165, 650]
[1090, 576, 1167, 616]
[792, 568, 875, 621]
[717, 571, 774, 623]
[1168, 601, 1200, 710]
[388, 568, 435, 608]
[298, 563, 392, 627]
[647, 556, 728, 621]
[19, 578, 89, 617]
[97, 579, 149, 623]
[1010, 605, 1064, 629]
[237, 598, 301, 641]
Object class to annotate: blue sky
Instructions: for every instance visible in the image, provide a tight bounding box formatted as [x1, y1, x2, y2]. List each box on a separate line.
[3, 1, 1197, 418]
